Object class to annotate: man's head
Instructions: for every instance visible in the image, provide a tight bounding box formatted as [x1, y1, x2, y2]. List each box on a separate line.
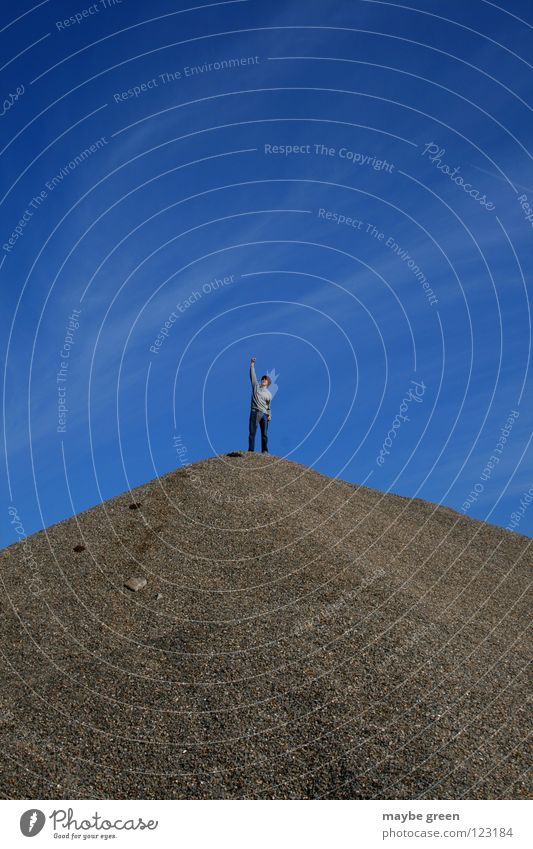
[260, 375, 271, 387]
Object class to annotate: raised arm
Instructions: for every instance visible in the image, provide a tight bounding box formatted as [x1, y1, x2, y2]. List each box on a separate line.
[250, 356, 257, 386]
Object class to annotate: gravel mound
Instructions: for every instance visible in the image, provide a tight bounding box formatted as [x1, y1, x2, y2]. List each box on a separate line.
[0, 452, 531, 799]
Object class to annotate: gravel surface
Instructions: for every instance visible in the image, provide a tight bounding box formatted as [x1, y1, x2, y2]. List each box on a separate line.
[0, 452, 531, 799]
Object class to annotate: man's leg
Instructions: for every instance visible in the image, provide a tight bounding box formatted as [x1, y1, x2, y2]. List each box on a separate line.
[260, 414, 269, 453]
[248, 410, 258, 451]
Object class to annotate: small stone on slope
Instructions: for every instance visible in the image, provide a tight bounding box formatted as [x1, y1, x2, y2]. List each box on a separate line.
[124, 576, 147, 592]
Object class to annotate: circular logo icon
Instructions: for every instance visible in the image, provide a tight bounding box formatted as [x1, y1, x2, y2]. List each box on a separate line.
[20, 810, 46, 837]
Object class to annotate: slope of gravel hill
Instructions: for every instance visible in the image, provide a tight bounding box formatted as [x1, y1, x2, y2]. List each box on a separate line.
[0, 452, 530, 799]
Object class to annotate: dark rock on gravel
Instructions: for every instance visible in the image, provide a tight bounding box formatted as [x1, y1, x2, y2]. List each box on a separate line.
[0, 453, 530, 799]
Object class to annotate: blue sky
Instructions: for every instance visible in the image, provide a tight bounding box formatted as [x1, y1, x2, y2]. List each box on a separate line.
[1, 0, 532, 547]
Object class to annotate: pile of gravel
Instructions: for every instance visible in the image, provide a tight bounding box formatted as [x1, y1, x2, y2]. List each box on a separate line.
[0, 452, 530, 799]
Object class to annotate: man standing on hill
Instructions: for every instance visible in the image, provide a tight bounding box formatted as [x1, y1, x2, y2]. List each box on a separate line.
[248, 356, 272, 452]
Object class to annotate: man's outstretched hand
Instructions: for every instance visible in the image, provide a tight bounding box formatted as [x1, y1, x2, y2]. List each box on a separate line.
[250, 356, 256, 364]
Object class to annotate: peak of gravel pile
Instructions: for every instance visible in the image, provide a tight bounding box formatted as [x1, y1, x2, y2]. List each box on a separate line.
[0, 453, 530, 799]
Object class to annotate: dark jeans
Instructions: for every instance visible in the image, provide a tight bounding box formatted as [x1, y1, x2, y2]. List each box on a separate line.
[248, 410, 269, 452]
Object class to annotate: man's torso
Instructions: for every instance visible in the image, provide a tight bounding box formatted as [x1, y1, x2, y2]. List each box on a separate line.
[251, 384, 271, 414]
